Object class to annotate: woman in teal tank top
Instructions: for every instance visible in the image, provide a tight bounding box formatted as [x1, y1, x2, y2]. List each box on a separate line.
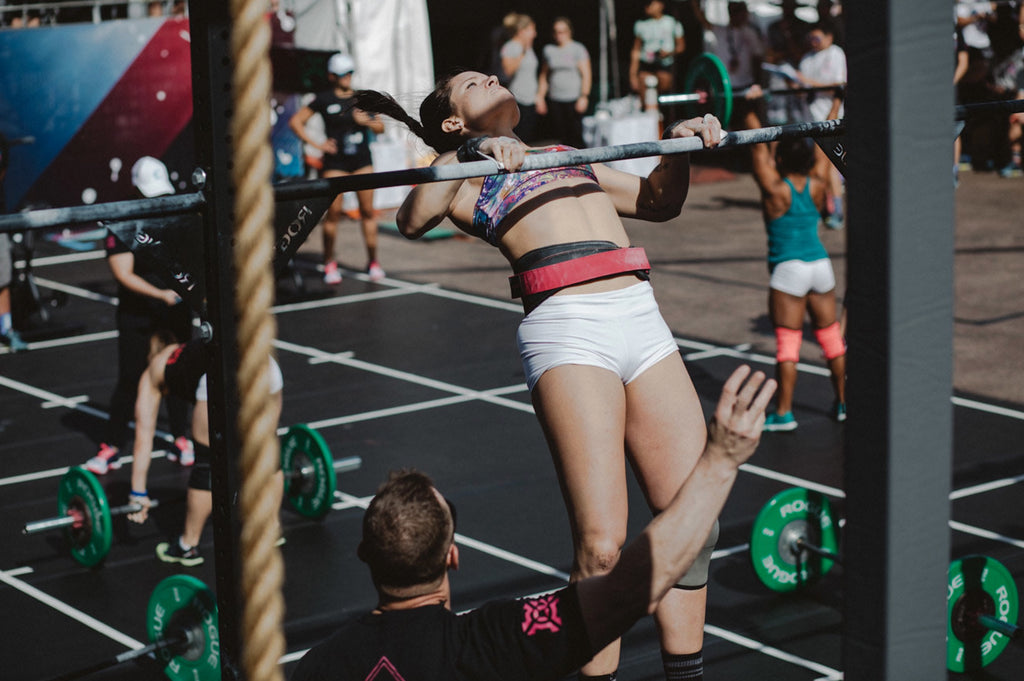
[747, 111, 846, 432]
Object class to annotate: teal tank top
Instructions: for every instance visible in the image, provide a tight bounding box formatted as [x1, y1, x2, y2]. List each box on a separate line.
[765, 178, 828, 270]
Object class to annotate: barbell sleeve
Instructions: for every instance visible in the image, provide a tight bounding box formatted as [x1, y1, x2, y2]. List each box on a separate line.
[976, 614, 1022, 640]
[0, 193, 205, 233]
[41, 628, 190, 681]
[793, 536, 842, 563]
[658, 84, 845, 106]
[22, 500, 161, 535]
[283, 455, 362, 481]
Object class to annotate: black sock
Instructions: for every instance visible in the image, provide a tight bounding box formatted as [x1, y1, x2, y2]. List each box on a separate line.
[579, 672, 617, 681]
[662, 650, 703, 681]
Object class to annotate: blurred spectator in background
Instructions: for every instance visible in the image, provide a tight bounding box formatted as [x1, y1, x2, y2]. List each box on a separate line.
[797, 19, 846, 228]
[957, 0, 996, 66]
[990, 1, 1024, 177]
[537, 17, 592, 148]
[266, 0, 296, 48]
[955, 24, 971, 185]
[0, 134, 27, 352]
[816, 0, 844, 47]
[709, 1, 763, 92]
[84, 156, 194, 476]
[0, 234, 23, 351]
[797, 20, 846, 123]
[5, 8, 42, 27]
[766, 0, 811, 68]
[500, 13, 542, 143]
[289, 53, 387, 284]
[709, 1, 764, 127]
[763, 0, 812, 124]
[956, 1, 1002, 169]
[956, 1, 997, 96]
[629, 0, 685, 100]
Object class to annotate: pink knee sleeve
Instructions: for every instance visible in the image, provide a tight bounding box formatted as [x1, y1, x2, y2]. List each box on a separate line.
[775, 327, 803, 363]
[815, 321, 846, 360]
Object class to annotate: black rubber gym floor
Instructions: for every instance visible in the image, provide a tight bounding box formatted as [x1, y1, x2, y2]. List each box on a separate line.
[1, 233, 1021, 681]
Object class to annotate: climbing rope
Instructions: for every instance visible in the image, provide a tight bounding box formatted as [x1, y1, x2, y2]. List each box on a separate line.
[228, 0, 286, 679]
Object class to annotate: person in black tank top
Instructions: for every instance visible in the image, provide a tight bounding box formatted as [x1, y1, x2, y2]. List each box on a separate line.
[289, 53, 387, 284]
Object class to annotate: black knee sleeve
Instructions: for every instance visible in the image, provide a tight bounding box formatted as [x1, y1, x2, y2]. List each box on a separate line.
[674, 519, 719, 590]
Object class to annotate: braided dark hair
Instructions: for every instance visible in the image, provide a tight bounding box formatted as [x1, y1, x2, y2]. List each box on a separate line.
[352, 71, 463, 154]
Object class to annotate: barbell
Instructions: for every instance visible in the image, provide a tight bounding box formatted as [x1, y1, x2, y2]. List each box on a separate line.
[749, 487, 1022, 672]
[21, 466, 155, 567]
[22, 424, 360, 565]
[41, 574, 220, 681]
[658, 52, 845, 125]
[659, 52, 1024, 130]
[1, 97, 1023, 241]
[280, 423, 361, 520]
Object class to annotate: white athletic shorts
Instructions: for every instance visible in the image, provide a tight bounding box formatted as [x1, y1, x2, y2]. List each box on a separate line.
[516, 281, 679, 391]
[769, 258, 836, 297]
[195, 357, 283, 402]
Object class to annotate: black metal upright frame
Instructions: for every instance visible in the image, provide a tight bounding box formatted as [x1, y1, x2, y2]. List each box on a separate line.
[186, 1, 246, 678]
[844, 2, 954, 679]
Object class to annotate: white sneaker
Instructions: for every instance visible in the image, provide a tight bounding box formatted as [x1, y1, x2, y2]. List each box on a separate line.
[367, 261, 385, 281]
[323, 261, 342, 285]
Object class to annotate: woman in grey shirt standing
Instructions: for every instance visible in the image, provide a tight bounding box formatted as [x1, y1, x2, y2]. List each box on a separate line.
[537, 17, 593, 148]
[500, 13, 541, 143]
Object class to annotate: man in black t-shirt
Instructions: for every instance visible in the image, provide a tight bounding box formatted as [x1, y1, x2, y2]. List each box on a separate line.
[291, 366, 775, 681]
[84, 157, 194, 476]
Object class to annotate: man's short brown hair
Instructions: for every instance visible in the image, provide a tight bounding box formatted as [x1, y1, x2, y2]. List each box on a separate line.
[357, 470, 454, 593]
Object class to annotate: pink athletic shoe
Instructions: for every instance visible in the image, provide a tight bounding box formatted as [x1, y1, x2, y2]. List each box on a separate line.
[168, 436, 195, 466]
[84, 443, 121, 475]
[323, 261, 342, 285]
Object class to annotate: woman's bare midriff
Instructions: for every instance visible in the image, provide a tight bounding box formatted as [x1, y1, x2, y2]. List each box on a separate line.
[498, 182, 632, 259]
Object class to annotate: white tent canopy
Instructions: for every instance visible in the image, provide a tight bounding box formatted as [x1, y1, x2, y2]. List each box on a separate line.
[290, 0, 435, 110]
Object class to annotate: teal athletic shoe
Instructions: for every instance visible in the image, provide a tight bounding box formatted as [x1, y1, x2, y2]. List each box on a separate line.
[764, 411, 798, 432]
[2, 329, 28, 352]
[833, 402, 847, 422]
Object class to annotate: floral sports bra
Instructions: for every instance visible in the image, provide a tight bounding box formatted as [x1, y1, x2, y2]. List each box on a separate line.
[470, 145, 599, 246]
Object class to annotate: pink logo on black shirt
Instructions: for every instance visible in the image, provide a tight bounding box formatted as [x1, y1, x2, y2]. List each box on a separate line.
[521, 594, 562, 635]
[364, 656, 406, 681]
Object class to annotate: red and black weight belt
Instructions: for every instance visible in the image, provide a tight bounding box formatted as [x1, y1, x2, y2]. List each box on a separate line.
[508, 247, 651, 299]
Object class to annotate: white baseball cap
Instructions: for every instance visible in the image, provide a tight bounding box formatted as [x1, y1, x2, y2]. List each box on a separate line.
[327, 53, 355, 77]
[131, 156, 174, 197]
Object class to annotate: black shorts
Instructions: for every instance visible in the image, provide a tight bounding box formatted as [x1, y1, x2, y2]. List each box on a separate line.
[638, 60, 673, 74]
[163, 341, 207, 404]
[321, 150, 373, 174]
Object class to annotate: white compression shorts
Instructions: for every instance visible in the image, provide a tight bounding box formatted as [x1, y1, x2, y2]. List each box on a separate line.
[195, 357, 284, 402]
[516, 281, 680, 392]
[769, 258, 836, 297]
